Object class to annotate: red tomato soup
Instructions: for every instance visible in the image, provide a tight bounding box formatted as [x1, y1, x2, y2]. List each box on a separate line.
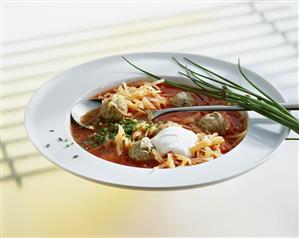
[71, 80, 247, 168]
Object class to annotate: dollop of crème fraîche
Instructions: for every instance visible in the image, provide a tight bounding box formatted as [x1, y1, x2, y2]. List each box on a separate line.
[151, 126, 198, 157]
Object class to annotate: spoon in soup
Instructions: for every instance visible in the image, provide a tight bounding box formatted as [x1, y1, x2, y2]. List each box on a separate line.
[148, 103, 299, 120]
[71, 100, 299, 129]
[71, 99, 102, 129]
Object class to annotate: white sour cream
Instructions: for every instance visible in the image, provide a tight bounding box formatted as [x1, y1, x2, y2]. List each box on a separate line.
[151, 126, 198, 157]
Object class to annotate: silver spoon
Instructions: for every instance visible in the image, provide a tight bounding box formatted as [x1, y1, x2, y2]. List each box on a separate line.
[71, 100, 299, 128]
[148, 103, 299, 120]
[71, 100, 102, 128]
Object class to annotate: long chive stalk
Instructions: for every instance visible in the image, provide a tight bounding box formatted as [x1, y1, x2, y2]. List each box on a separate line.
[181, 57, 295, 116]
[174, 57, 270, 102]
[185, 67, 297, 124]
[122, 56, 299, 134]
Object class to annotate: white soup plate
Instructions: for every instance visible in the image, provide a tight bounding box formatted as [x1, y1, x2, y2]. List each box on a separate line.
[24, 52, 289, 189]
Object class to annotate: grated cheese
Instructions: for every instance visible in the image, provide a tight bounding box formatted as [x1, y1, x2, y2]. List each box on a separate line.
[191, 133, 225, 161]
[103, 81, 167, 114]
[114, 125, 132, 155]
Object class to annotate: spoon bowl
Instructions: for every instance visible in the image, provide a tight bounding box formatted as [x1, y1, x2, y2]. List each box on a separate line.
[71, 100, 102, 128]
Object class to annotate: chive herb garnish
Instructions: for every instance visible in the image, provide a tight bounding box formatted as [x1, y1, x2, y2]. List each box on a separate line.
[285, 138, 299, 141]
[122, 56, 299, 135]
[86, 118, 138, 148]
[64, 142, 74, 148]
[72, 155, 79, 159]
[45, 144, 50, 148]
[58, 137, 69, 142]
[49, 129, 54, 132]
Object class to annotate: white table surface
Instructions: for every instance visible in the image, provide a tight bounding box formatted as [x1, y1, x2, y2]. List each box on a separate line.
[2, 2, 298, 237]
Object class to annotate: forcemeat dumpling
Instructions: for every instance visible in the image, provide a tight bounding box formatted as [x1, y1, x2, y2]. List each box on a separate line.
[100, 94, 128, 122]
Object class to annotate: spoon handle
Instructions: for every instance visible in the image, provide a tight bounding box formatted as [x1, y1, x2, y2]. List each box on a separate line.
[149, 103, 299, 120]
